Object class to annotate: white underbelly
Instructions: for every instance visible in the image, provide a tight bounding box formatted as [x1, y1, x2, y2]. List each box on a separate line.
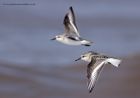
[58, 38, 81, 45]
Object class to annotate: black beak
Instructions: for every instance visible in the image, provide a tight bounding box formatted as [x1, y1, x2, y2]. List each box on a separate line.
[51, 37, 56, 40]
[75, 57, 81, 61]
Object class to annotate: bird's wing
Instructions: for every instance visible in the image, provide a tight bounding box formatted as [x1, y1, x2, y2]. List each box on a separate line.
[63, 6, 80, 37]
[87, 58, 106, 93]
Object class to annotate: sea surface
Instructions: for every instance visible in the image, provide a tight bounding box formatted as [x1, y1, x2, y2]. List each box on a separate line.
[0, 0, 140, 66]
[0, 0, 140, 98]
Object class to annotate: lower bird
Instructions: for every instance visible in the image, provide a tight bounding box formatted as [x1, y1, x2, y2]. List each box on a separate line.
[75, 51, 122, 93]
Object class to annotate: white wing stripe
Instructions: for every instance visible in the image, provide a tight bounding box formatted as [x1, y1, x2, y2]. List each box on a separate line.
[88, 61, 105, 91]
[88, 71, 97, 90]
[69, 21, 80, 37]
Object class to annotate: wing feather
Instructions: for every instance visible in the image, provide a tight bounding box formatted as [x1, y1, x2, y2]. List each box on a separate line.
[63, 6, 80, 37]
[87, 59, 106, 93]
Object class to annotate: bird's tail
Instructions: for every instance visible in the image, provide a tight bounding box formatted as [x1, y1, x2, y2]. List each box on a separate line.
[81, 40, 93, 46]
[107, 58, 121, 67]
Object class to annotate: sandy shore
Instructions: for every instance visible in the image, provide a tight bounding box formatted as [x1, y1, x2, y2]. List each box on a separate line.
[0, 54, 140, 98]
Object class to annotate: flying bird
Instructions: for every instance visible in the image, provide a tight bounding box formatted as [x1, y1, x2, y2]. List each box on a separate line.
[75, 51, 121, 93]
[51, 6, 93, 46]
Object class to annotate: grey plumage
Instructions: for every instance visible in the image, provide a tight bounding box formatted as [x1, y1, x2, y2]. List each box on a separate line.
[75, 51, 121, 93]
[63, 6, 80, 37]
[51, 6, 93, 46]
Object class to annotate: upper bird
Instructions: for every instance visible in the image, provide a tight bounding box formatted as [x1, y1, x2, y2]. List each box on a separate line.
[51, 6, 93, 46]
[75, 51, 121, 93]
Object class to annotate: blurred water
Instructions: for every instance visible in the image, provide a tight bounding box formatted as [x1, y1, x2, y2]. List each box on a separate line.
[0, 1, 140, 98]
[0, 53, 140, 98]
[0, 0, 140, 66]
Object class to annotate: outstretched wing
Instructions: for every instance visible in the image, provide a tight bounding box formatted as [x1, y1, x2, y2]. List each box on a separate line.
[87, 59, 105, 93]
[63, 6, 80, 37]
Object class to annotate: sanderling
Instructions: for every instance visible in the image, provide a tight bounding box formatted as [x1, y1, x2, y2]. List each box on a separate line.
[51, 6, 93, 46]
[75, 51, 121, 93]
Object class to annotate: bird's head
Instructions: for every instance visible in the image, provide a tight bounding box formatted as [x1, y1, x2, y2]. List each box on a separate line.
[51, 35, 63, 41]
[75, 51, 95, 62]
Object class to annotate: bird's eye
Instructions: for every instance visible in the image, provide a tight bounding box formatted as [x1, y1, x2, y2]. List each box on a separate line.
[82, 55, 85, 58]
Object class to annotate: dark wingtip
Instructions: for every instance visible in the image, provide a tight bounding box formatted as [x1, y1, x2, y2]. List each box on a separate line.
[69, 6, 73, 9]
[88, 88, 93, 93]
[89, 90, 92, 93]
[69, 6, 73, 10]
[88, 86, 94, 93]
